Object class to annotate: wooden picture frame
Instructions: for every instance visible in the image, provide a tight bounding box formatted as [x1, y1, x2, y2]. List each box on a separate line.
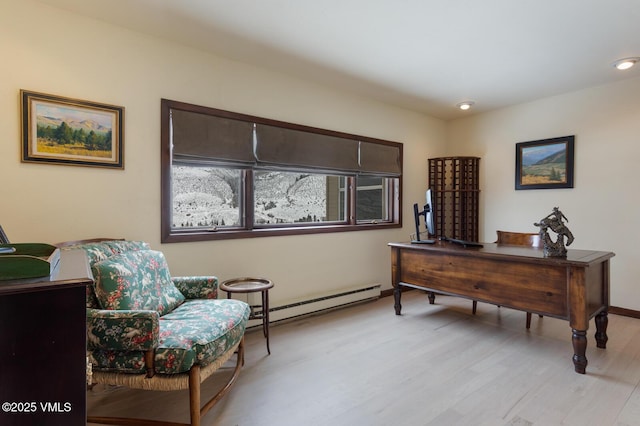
[21, 90, 124, 169]
[515, 135, 574, 190]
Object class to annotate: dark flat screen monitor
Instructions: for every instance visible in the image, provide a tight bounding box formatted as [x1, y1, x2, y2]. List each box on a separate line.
[412, 189, 435, 244]
[425, 188, 434, 236]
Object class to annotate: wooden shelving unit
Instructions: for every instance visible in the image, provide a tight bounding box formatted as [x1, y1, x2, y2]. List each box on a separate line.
[428, 156, 480, 241]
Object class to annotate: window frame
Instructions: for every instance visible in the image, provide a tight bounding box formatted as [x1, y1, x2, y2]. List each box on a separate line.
[161, 99, 402, 243]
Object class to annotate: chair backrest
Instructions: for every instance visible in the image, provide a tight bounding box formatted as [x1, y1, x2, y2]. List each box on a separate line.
[495, 230, 542, 248]
[54, 238, 123, 248]
[56, 239, 149, 308]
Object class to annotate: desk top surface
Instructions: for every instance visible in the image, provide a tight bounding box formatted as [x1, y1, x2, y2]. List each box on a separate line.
[389, 241, 615, 267]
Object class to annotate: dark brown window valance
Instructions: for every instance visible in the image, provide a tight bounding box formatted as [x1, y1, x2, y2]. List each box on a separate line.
[168, 102, 402, 177]
[254, 124, 360, 173]
[359, 141, 402, 176]
[171, 109, 255, 165]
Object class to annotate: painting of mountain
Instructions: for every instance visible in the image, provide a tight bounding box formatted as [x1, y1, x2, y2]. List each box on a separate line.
[22, 90, 123, 168]
[516, 136, 574, 189]
[37, 115, 111, 134]
[521, 143, 566, 166]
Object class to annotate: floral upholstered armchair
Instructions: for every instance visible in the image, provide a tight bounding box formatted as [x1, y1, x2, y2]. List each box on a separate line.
[59, 239, 250, 426]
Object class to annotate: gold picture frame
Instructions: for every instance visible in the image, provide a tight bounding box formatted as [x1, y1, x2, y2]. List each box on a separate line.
[21, 90, 124, 169]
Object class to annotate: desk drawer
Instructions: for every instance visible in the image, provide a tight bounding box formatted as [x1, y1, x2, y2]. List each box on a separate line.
[399, 250, 568, 317]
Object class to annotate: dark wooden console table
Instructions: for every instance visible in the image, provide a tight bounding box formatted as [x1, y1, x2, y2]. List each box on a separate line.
[389, 241, 615, 374]
[0, 249, 91, 425]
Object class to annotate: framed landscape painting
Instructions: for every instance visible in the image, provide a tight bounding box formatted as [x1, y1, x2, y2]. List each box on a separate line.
[515, 135, 574, 190]
[21, 90, 124, 169]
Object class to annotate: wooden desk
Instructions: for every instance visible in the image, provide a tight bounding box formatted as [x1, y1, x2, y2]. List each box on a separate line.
[0, 249, 91, 425]
[389, 241, 615, 374]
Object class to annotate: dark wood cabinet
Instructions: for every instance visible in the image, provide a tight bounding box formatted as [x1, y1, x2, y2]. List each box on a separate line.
[0, 250, 91, 426]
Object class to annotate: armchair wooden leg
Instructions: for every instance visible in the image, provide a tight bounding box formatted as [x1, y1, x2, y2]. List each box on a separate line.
[472, 300, 477, 315]
[189, 365, 201, 426]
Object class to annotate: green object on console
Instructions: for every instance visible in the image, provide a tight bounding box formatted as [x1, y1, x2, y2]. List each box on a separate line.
[0, 243, 60, 280]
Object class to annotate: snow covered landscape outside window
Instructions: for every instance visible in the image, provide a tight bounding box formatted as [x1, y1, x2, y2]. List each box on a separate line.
[253, 170, 345, 225]
[172, 166, 350, 229]
[172, 166, 390, 230]
[172, 165, 242, 228]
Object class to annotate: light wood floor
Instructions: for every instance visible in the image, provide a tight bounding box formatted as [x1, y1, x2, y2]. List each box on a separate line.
[88, 291, 640, 426]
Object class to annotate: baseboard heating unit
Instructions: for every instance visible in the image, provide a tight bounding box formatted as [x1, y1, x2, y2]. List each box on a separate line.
[246, 284, 381, 327]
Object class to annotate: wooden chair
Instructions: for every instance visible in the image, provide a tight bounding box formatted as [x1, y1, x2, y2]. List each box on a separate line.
[472, 230, 543, 329]
[495, 230, 541, 249]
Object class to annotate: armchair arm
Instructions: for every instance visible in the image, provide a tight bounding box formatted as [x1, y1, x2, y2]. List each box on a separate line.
[172, 276, 218, 299]
[87, 308, 159, 351]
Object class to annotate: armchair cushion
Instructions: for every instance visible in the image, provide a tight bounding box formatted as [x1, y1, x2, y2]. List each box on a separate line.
[155, 299, 249, 374]
[92, 250, 185, 315]
[62, 240, 151, 308]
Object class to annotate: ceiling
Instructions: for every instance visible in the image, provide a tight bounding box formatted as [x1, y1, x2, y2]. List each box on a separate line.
[37, 0, 640, 120]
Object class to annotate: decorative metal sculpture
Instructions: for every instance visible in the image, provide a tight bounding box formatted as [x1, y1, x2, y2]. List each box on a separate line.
[534, 207, 574, 257]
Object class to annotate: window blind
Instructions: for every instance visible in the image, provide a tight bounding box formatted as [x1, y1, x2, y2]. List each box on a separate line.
[254, 124, 360, 173]
[171, 109, 255, 165]
[359, 141, 402, 176]
[168, 103, 401, 176]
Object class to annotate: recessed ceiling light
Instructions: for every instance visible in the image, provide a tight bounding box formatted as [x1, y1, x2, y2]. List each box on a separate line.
[612, 57, 639, 70]
[457, 101, 475, 111]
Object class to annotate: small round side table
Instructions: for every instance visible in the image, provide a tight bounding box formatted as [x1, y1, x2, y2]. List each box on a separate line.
[220, 277, 274, 354]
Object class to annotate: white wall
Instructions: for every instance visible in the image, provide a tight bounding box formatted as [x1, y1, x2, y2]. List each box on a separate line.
[447, 76, 640, 310]
[0, 0, 446, 305]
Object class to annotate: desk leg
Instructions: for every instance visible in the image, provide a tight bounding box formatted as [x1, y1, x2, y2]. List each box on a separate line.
[572, 329, 588, 374]
[595, 311, 608, 349]
[394, 286, 402, 315]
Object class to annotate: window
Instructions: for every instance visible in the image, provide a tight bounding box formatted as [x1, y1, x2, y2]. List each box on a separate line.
[356, 176, 389, 222]
[171, 165, 242, 229]
[253, 171, 347, 226]
[161, 99, 402, 242]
